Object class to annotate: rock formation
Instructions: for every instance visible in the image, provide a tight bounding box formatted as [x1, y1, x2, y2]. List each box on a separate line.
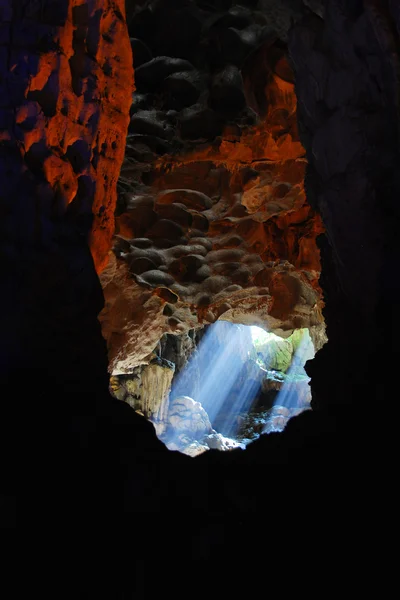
[168, 395, 212, 437]
[98, 0, 327, 374]
[2, 2, 395, 597]
[0, 0, 133, 424]
[110, 356, 174, 435]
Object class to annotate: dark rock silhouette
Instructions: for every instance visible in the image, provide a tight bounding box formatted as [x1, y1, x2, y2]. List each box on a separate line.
[1, 1, 391, 597]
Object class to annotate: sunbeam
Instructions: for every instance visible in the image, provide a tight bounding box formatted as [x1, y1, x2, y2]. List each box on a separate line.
[168, 321, 260, 440]
[163, 321, 315, 452]
[263, 329, 314, 434]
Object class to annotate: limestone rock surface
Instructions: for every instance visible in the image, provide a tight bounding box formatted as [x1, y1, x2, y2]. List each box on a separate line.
[167, 395, 212, 438]
[99, 1, 326, 374]
[110, 357, 174, 435]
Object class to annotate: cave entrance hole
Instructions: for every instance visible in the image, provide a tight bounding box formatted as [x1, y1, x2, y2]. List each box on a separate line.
[152, 321, 315, 456]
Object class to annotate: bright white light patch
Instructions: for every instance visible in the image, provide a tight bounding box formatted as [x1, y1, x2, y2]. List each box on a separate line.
[250, 326, 281, 345]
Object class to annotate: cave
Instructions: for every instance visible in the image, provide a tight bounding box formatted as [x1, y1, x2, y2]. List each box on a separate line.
[1, 0, 395, 595]
[111, 322, 318, 455]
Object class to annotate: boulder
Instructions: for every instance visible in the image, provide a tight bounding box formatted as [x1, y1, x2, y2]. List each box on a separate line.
[130, 93, 155, 116]
[178, 104, 222, 140]
[135, 56, 195, 92]
[129, 110, 174, 140]
[163, 71, 205, 110]
[168, 395, 212, 438]
[209, 65, 246, 114]
[263, 405, 310, 434]
[203, 432, 244, 451]
[167, 437, 209, 457]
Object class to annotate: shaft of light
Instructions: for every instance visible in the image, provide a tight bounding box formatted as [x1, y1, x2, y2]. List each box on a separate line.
[169, 322, 261, 434]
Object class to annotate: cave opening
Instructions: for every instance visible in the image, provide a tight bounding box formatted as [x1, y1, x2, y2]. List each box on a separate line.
[110, 321, 315, 457]
[101, 1, 327, 420]
[3, 0, 395, 577]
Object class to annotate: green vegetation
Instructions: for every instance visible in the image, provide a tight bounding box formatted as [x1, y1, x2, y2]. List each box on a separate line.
[249, 327, 314, 374]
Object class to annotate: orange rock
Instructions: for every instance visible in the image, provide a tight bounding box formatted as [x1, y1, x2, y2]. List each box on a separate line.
[100, 40, 326, 372]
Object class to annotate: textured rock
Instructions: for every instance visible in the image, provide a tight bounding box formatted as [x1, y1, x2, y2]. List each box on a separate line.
[258, 337, 293, 372]
[0, 0, 133, 408]
[101, 241, 324, 372]
[135, 56, 195, 92]
[2, 0, 386, 584]
[160, 330, 198, 373]
[167, 395, 212, 438]
[166, 438, 209, 457]
[263, 405, 310, 433]
[100, 27, 325, 372]
[166, 431, 243, 456]
[0, 0, 133, 273]
[110, 357, 175, 435]
[203, 433, 243, 451]
[254, 327, 315, 372]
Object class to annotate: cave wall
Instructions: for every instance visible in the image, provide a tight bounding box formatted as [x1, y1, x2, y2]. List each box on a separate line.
[110, 356, 174, 435]
[289, 1, 400, 411]
[99, 0, 327, 373]
[0, 0, 133, 408]
[0, 0, 136, 527]
[0, 2, 393, 588]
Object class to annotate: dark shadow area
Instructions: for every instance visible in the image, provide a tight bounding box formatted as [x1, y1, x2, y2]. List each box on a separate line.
[1, 1, 394, 597]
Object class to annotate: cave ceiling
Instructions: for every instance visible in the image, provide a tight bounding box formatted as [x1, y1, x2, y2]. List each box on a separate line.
[99, 0, 327, 373]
